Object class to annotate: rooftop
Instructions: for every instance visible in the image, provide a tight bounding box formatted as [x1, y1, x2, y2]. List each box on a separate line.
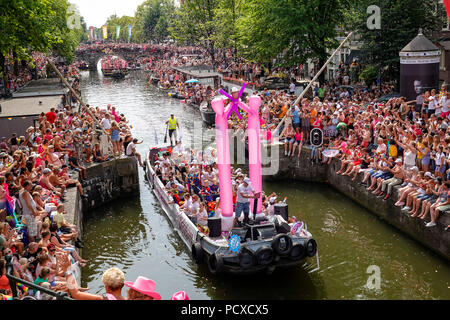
[12, 78, 72, 98]
[401, 29, 439, 52]
[0, 96, 60, 118]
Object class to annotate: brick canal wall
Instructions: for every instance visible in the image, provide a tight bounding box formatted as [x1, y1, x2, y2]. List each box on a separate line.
[64, 157, 140, 230]
[263, 145, 450, 260]
[81, 157, 140, 214]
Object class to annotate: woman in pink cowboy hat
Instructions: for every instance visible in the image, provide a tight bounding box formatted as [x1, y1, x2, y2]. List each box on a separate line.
[125, 276, 162, 300]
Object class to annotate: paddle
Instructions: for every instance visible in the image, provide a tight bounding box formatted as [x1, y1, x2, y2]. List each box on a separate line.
[163, 123, 169, 144]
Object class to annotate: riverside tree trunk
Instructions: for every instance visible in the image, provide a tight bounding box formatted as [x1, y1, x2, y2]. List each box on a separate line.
[0, 52, 8, 96]
[13, 50, 18, 76]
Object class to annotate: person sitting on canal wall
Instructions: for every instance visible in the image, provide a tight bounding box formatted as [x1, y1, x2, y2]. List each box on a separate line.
[48, 167, 67, 195]
[427, 184, 450, 227]
[93, 143, 109, 163]
[52, 204, 78, 236]
[126, 138, 144, 167]
[39, 168, 63, 198]
[68, 150, 86, 180]
[417, 178, 446, 221]
[58, 165, 84, 197]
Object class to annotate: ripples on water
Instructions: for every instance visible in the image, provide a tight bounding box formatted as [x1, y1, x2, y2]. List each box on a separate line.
[80, 71, 450, 300]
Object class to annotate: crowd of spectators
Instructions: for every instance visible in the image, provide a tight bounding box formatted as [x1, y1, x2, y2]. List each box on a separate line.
[275, 85, 450, 229]
[0, 59, 150, 299]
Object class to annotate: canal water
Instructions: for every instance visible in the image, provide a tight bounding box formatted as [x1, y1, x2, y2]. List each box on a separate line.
[79, 70, 450, 300]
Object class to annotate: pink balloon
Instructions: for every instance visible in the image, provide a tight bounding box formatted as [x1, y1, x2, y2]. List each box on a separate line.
[211, 97, 234, 231]
[212, 94, 263, 230]
[246, 96, 262, 214]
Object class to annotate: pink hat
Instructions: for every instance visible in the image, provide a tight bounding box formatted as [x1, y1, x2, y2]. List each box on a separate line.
[171, 291, 189, 300]
[124, 276, 161, 300]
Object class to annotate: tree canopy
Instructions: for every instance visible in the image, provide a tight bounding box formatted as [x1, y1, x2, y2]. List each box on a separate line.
[353, 0, 443, 84]
[133, 0, 175, 43]
[0, 0, 87, 72]
[105, 14, 136, 42]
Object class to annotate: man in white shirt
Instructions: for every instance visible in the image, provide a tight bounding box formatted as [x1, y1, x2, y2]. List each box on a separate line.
[186, 194, 200, 223]
[126, 138, 144, 167]
[289, 81, 296, 95]
[101, 113, 111, 131]
[234, 177, 259, 226]
[427, 89, 437, 117]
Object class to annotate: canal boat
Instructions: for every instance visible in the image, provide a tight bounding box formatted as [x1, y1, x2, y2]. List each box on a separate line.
[111, 69, 129, 79]
[101, 68, 115, 77]
[144, 146, 318, 275]
[158, 83, 174, 91]
[199, 101, 216, 126]
[101, 67, 129, 78]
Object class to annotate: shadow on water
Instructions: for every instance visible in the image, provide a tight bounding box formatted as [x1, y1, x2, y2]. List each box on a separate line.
[193, 265, 324, 300]
[80, 196, 147, 291]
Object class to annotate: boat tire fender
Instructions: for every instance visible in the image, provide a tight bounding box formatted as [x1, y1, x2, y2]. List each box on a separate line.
[191, 242, 204, 264]
[271, 234, 293, 256]
[306, 239, 318, 257]
[207, 252, 223, 274]
[238, 248, 255, 269]
[289, 243, 306, 261]
[255, 245, 274, 266]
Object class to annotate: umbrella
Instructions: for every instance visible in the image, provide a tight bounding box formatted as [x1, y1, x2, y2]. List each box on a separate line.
[185, 79, 199, 84]
[337, 122, 347, 130]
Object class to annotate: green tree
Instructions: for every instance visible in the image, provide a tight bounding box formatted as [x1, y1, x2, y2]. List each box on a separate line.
[0, 0, 84, 77]
[104, 15, 136, 42]
[235, 0, 354, 83]
[354, 0, 442, 85]
[212, 0, 244, 52]
[0, 0, 59, 92]
[134, 0, 174, 43]
[169, 0, 219, 65]
[48, 0, 81, 64]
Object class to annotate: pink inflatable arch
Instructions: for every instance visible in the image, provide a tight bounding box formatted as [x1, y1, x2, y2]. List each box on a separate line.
[211, 92, 262, 231]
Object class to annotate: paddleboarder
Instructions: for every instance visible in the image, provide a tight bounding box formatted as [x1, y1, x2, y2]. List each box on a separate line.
[165, 114, 179, 146]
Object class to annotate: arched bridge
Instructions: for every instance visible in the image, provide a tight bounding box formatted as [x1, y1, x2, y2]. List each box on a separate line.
[75, 50, 147, 70]
[74, 44, 205, 70]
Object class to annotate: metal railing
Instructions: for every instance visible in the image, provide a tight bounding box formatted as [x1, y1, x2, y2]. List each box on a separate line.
[4, 254, 73, 300]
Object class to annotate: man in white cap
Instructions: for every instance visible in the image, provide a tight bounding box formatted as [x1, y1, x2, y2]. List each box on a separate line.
[231, 86, 240, 100]
[267, 196, 277, 216]
[234, 177, 259, 226]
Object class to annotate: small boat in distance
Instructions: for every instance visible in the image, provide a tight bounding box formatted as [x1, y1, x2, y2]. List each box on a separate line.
[101, 56, 129, 79]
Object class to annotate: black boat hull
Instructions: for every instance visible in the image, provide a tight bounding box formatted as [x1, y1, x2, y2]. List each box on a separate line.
[144, 149, 318, 275]
[200, 109, 216, 126]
